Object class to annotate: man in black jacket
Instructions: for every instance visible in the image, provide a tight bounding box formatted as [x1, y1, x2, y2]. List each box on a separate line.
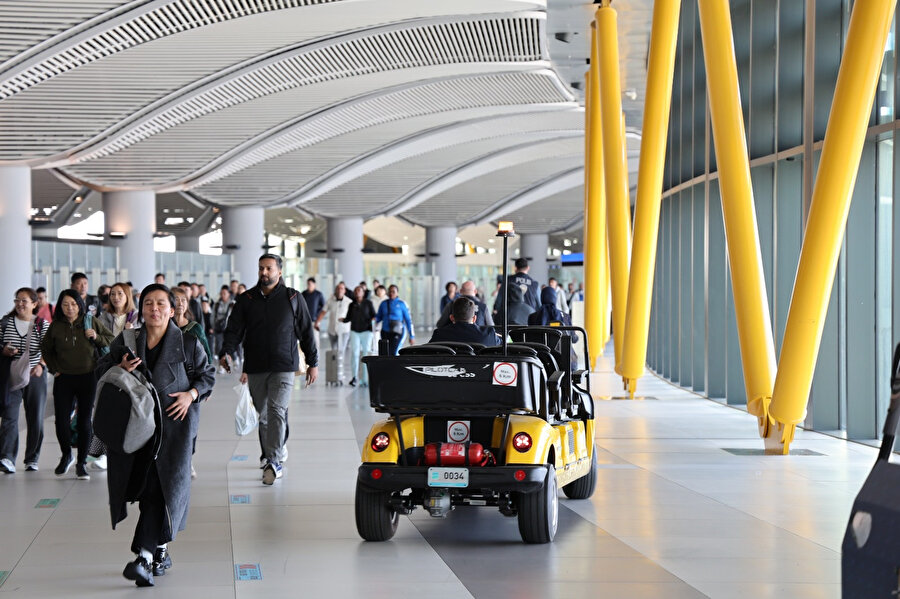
[493, 258, 541, 316]
[71, 272, 102, 316]
[430, 297, 499, 347]
[435, 280, 493, 329]
[220, 254, 318, 486]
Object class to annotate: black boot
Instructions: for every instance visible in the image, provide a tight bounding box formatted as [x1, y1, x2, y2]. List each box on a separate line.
[123, 556, 154, 587]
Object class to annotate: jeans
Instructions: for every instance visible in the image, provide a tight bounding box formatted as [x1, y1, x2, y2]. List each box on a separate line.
[0, 371, 48, 463]
[381, 330, 407, 356]
[211, 332, 224, 358]
[53, 372, 96, 465]
[247, 372, 294, 465]
[349, 331, 373, 384]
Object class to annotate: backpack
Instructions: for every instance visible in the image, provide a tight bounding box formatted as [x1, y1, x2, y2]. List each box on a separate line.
[287, 287, 310, 342]
[92, 330, 161, 455]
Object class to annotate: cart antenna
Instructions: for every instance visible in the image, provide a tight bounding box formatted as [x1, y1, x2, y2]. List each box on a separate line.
[497, 221, 515, 354]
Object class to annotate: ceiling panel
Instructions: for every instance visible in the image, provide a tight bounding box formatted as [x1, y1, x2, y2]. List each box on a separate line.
[303, 132, 581, 218]
[496, 185, 584, 233]
[402, 143, 583, 227]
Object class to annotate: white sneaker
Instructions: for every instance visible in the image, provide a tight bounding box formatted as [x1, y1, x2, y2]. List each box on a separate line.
[0, 458, 15, 474]
[281, 446, 289, 463]
[262, 462, 283, 485]
[87, 455, 107, 470]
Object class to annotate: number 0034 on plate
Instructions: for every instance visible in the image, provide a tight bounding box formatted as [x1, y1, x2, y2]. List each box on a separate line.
[427, 467, 469, 488]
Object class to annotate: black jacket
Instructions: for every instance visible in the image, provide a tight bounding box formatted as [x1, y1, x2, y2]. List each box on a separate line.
[221, 279, 318, 373]
[495, 284, 535, 326]
[344, 299, 376, 333]
[436, 295, 493, 328]
[493, 271, 540, 312]
[429, 322, 500, 347]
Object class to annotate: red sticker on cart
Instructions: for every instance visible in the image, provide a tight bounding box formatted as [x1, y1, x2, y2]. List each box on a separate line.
[447, 420, 470, 442]
[492, 362, 518, 386]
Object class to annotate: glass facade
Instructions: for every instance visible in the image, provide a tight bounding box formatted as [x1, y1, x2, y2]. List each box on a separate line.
[649, 0, 899, 441]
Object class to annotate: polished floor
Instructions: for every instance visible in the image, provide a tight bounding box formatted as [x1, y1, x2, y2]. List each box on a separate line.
[0, 344, 875, 598]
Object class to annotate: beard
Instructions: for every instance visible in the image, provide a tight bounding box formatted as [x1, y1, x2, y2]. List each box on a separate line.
[259, 274, 277, 287]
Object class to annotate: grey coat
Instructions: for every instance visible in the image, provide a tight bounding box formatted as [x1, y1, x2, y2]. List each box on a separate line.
[96, 321, 215, 540]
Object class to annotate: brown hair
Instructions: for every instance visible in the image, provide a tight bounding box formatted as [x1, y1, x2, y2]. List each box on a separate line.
[107, 282, 135, 316]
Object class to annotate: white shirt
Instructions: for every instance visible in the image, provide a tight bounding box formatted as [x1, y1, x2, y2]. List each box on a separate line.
[324, 295, 352, 336]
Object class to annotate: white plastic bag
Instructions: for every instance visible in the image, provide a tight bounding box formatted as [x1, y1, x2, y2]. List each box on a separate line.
[234, 383, 258, 436]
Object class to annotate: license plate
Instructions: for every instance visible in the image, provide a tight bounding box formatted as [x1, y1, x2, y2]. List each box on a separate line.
[427, 467, 469, 488]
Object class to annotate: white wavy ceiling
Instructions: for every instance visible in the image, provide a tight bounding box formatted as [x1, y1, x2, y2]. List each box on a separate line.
[0, 0, 652, 234]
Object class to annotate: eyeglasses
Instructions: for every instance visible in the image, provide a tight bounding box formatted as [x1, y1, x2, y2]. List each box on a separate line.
[13, 299, 31, 304]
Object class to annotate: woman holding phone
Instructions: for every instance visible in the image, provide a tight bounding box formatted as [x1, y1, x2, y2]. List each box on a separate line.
[41, 289, 114, 480]
[96, 284, 214, 587]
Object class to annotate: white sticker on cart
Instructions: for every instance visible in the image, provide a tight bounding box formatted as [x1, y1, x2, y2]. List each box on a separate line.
[447, 420, 471, 443]
[492, 362, 518, 387]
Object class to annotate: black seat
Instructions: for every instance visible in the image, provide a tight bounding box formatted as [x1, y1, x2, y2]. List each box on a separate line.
[428, 341, 476, 356]
[477, 343, 539, 358]
[510, 326, 589, 418]
[399, 344, 456, 356]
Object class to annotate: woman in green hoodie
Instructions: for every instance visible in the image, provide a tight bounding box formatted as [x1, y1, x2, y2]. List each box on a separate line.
[41, 289, 113, 480]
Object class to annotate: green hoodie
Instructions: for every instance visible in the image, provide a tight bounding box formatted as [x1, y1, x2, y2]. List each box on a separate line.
[41, 314, 114, 375]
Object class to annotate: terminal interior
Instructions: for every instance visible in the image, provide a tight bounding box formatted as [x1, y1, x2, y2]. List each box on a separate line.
[1, 1, 899, 597]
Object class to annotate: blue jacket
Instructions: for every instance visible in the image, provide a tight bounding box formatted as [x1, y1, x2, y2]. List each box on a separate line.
[375, 297, 414, 339]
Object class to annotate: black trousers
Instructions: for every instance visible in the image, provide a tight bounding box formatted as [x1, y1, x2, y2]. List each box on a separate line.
[132, 462, 167, 554]
[381, 330, 402, 356]
[53, 372, 96, 465]
[0, 372, 48, 463]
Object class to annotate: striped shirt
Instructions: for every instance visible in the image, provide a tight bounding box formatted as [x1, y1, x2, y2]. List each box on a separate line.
[1, 316, 49, 369]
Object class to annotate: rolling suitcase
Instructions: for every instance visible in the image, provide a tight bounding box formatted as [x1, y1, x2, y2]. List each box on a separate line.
[841, 343, 900, 598]
[326, 349, 343, 386]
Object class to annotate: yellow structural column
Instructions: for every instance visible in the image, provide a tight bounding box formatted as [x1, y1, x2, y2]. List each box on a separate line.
[620, 0, 681, 396]
[595, 0, 632, 374]
[697, 0, 777, 427]
[769, 0, 897, 453]
[584, 24, 608, 369]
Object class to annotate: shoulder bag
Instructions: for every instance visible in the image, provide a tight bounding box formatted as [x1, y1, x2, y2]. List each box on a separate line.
[8, 318, 34, 391]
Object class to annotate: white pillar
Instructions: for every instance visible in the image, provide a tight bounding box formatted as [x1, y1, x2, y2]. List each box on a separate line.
[327, 217, 364, 288]
[103, 190, 156, 289]
[519, 233, 549, 286]
[0, 166, 32, 305]
[221, 206, 265, 287]
[426, 225, 458, 286]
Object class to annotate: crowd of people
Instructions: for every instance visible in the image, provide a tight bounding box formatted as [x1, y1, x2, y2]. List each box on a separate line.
[428, 258, 582, 349]
[0, 253, 584, 588]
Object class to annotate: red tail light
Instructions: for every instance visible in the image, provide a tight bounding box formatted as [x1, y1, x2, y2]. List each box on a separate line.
[513, 432, 532, 452]
[371, 433, 390, 452]
[514, 469, 526, 481]
[371, 468, 383, 479]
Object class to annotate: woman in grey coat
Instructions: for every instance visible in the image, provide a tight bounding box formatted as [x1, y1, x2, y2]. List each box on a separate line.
[96, 284, 215, 588]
